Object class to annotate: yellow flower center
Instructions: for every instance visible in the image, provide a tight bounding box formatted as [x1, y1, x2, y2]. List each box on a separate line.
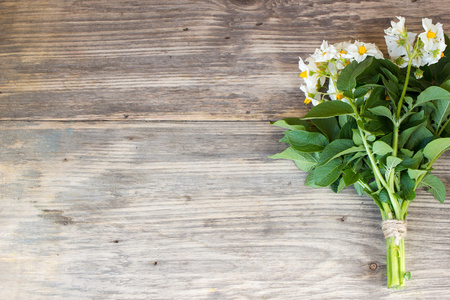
[300, 71, 307, 78]
[427, 30, 437, 39]
[322, 52, 327, 56]
[336, 93, 344, 100]
[304, 98, 312, 104]
[441, 52, 445, 58]
[358, 45, 366, 55]
[340, 50, 346, 54]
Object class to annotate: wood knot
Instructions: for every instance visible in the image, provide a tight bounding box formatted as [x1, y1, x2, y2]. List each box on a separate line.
[39, 210, 74, 225]
[228, 0, 259, 6]
[369, 262, 378, 271]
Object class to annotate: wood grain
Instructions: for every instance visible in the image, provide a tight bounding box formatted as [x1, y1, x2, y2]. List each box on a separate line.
[1, 121, 450, 299]
[2, 0, 450, 298]
[0, 0, 449, 121]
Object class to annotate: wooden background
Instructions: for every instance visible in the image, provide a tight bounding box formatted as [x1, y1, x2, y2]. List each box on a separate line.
[1, 0, 450, 299]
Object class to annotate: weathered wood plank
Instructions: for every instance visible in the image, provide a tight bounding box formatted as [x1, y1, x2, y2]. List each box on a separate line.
[0, 0, 449, 120]
[1, 121, 450, 299]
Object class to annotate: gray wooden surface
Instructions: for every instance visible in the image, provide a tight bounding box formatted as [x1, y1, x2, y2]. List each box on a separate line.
[1, 0, 450, 299]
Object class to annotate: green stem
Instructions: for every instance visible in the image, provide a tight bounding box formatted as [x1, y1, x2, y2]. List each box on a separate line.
[358, 126, 402, 218]
[348, 99, 402, 219]
[392, 123, 400, 157]
[381, 202, 393, 220]
[396, 61, 412, 119]
[401, 200, 410, 219]
[386, 237, 407, 289]
[396, 34, 414, 120]
[358, 125, 386, 187]
[437, 117, 450, 136]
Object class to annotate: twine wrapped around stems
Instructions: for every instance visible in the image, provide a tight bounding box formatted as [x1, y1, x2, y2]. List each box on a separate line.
[382, 220, 407, 246]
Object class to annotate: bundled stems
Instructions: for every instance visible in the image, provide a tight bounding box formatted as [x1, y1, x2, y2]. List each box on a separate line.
[386, 237, 407, 289]
[349, 56, 414, 287]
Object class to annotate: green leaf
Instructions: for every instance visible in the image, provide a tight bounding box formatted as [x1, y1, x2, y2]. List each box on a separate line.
[441, 79, 450, 92]
[379, 132, 393, 145]
[271, 118, 311, 131]
[398, 121, 426, 149]
[283, 130, 329, 152]
[352, 129, 363, 146]
[368, 106, 393, 120]
[364, 87, 386, 110]
[354, 87, 369, 98]
[399, 172, 416, 201]
[404, 126, 433, 150]
[397, 158, 418, 171]
[311, 117, 340, 142]
[404, 272, 412, 281]
[423, 137, 450, 165]
[381, 66, 399, 84]
[404, 96, 413, 107]
[379, 188, 390, 203]
[363, 120, 385, 135]
[339, 118, 357, 139]
[400, 148, 414, 158]
[270, 147, 319, 172]
[337, 56, 374, 92]
[411, 150, 424, 169]
[305, 170, 321, 188]
[318, 139, 356, 166]
[302, 101, 354, 120]
[386, 156, 402, 170]
[372, 140, 394, 156]
[330, 177, 345, 193]
[342, 168, 361, 187]
[413, 86, 450, 109]
[314, 159, 343, 187]
[366, 134, 376, 142]
[347, 151, 367, 167]
[432, 97, 450, 133]
[354, 181, 364, 196]
[382, 76, 399, 101]
[407, 169, 428, 180]
[380, 59, 401, 78]
[419, 174, 446, 203]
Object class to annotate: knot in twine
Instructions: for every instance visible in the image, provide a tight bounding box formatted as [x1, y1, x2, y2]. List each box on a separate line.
[382, 220, 407, 246]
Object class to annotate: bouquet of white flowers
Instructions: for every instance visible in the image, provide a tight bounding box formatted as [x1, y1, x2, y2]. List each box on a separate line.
[271, 17, 449, 289]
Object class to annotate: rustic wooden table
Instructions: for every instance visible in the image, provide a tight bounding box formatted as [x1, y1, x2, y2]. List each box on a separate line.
[1, 0, 450, 299]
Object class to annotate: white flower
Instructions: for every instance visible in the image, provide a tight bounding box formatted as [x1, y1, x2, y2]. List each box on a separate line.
[418, 18, 444, 51]
[346, 41, 384, 63]
[384, 16, 413, 67]
[311, 40, 337, 62]
[300, 84, 321, 106]
[299, 57, 325, 89]
[334, 41, 352, 57]
[327, 80, 345, 101]
[414, 45, 446, 67]
[385, 16, 407, 36]
[413, 19, 446, 67]
[411, 55, 423, 68]
[334, 41, 352, 69]
[385, 32, 416, 58]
